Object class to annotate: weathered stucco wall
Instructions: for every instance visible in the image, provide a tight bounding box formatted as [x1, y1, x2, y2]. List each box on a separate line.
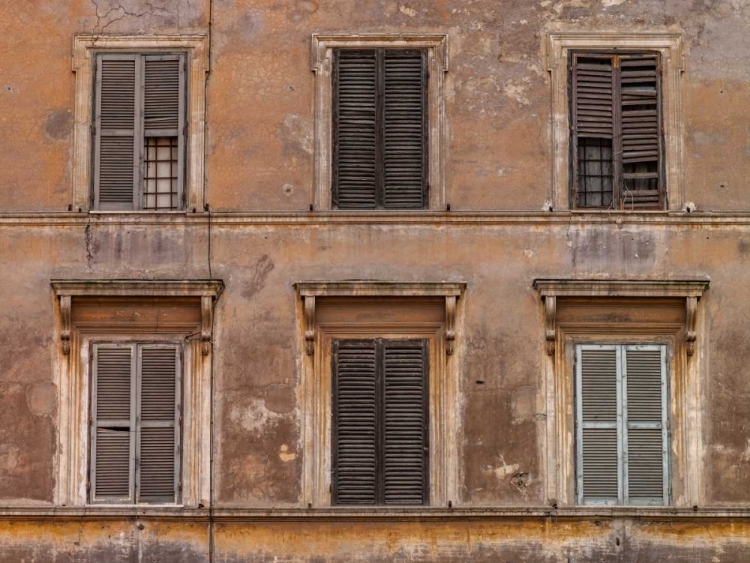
[2, 0, 750, 560]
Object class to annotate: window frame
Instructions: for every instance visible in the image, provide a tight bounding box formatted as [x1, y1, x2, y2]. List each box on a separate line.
[545, 31, 684, 211]
[72, 35, 208, 213]
[311, 34, 448, 211]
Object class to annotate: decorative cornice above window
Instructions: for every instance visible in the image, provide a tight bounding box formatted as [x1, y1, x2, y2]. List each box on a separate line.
[294, 281, 465, 356]
[52, 279, 224, 356]
[533, 279, 709, 356]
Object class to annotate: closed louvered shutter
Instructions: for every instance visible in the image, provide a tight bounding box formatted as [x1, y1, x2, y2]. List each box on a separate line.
[382, 340, 429, 505]
[623, 346, 668, 505]
[571, 52, 664, 210]
[333, 49, 427, 209]
[332, 340, 378, 504]
[619, 54, 663, 208]
[332, 338, 429, 505]
[94, 55, 139, 210]
[137, 345, 180, 503]
[91, 344, 135, 502]
[577, 345, 620, 504]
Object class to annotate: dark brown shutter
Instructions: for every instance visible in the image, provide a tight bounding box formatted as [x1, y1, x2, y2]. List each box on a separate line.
[332, 340, 378, 505]
[383, 50, 427, 209]
[571, 55, 615, 209]
[333, 49, 427, 210]
[382, 340, 429, 505]
[91, 345, 135, 502]
[137, 345, 180, 503]
[333, 50, 378, 209]
[619, 54, 663, 208]
[94, 55, 140, 210]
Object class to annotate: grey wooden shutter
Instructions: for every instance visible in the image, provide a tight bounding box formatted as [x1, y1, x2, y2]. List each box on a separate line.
[619, 54, 664, 208]
[382, 50, 427, 209]
[143, 55, 186, 210]
[333, 49, 427, 209]
[576, 345, 621, 505]
[571, 55, 615, 209]
[94, 54, 140, 210]
[382, 340, 429, 505]
[332, 339, 378, 505]
[91, 344, 135, 503]
[623, 345, 668, 505]
[333, 50, 378, 209]
[137, 345, 180, 504]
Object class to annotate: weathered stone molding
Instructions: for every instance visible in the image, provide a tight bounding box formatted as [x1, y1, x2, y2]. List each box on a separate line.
[72, 35, 209, 211]
[51, 279, 223, 509]
[533, 279, 709, 356]
[545, 30, 685, 211]
[311, 33, 448, 210]
[296, 281, 465, 356]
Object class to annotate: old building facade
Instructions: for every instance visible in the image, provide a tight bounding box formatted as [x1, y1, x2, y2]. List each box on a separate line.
[1, 0, 750, 561]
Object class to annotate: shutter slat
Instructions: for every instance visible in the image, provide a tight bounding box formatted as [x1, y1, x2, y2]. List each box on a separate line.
[138, 347, 178, 503]
[95, 347, 132, 423]
[95, 428, 131, 498]
[383, 341, 428, 505]
[573, 58, 613, 139]
[625, 348, 666, 502]
[333, 341, 378, 505]
[333, 51, 378, 209]
[96, 57, 137, 207]
[383, 51, 426, 209]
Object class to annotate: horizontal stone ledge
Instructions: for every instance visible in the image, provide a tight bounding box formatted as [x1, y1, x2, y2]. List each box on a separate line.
[3, 210, 750, 227]
[1, 506, 749, 522]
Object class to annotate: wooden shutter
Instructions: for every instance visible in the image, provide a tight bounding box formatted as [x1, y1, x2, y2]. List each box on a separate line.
[333, 49, 427, 209]
[333, 50, 378, 209]
[137, 345, 181, 503]
[332, 340, 378, 504]
[91, 344, 135, 503]
[623, 345, 668, 505]
[576, 345, 621, 505]
[332, 338, 429, 505]
[382, 51, 427, 209]
[619, 54, 663, 208]
[571, 52, 664, 209]
[382, 340, 429, 505]
[94, 55, 140, 210]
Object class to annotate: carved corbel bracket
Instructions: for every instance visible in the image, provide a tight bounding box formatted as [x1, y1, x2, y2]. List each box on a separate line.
[60, 295, 71, 355]
[304, 295, 316, 356]
[685, 296, 697, 356]
[543, 295, 557, 356]
[201, 295, 214, 356]
[445, 295, 457, 355]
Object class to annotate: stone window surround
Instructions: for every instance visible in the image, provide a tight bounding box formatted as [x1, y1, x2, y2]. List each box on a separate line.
[311, 34, 448, 211]
[52, 279, 223, 508]
[72, 35, 209, 212]
[545, 30, 685, 211]
[533, 279, 709, 508]
[295, 281, 465, 507]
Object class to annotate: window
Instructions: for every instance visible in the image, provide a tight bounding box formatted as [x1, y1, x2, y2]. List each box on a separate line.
[72, 36, 208, 212]
[333, 49, 427, 209]
[332, 339, 429, 505]
[311, 34, 448, 210]
[576, 344, 668, 505]
[570, 52, 664, 210]
[93, 53, 186, 210]
[296, 281, 463, 507]
[52, 280, 222, 508]
[91, 343, 181, 504]
[545, 31, 684, 211]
